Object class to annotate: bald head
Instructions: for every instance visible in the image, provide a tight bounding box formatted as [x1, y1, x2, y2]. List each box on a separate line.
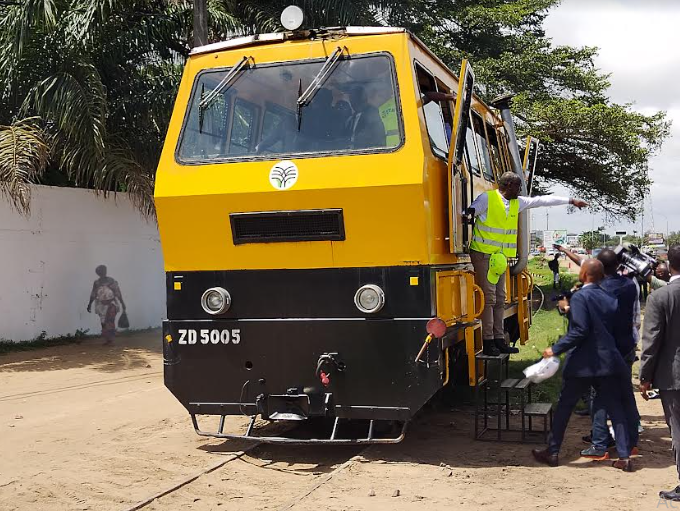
[597, 249, 618, 276]
[579, 258, 604, 284]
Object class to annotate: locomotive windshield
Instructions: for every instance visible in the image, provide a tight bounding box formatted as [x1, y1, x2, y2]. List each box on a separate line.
[176, 53, 402, 163]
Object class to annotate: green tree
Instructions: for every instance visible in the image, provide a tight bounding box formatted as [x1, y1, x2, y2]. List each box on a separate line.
[388, 0, 670, 219]
[208, 0, 670, 218]
[579, 230, 611, 251]
[666, 231, 680, 248]
[0, 0, 670, 218]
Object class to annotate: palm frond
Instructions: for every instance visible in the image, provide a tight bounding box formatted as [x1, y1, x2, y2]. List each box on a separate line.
[22, 62, 108, 185]
[98, 146, 156, 218]
[0, 117, 50, 214]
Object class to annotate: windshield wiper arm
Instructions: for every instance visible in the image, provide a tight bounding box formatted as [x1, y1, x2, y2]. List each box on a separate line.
[297, 46, 348, 130]
[200, 55, 252, 111]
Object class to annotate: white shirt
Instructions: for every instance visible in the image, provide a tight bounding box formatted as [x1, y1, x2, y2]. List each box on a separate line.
[469, 191, 571, 223]
[671, 275, 680, 283]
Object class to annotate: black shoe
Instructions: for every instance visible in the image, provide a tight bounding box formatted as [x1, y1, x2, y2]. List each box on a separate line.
[573, 408, 590, 416]
[659, 486, 680, 501]
[483, 340, 501, 356]
[494, 338, 519, 354]
[532, 448, 558, 467]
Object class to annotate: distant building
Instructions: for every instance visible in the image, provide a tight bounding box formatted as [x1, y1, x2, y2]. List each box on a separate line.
[566, 233, 579, 247]
[530, 230, 543, 250]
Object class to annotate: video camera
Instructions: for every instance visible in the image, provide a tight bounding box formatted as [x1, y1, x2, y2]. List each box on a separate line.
[613, 243, 658, 278]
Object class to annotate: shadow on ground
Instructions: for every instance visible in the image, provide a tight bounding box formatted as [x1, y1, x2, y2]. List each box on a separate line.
[0, 329, 162, 373]
[196, 395, 677, 477]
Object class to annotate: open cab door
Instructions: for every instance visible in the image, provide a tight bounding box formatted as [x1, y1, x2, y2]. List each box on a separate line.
[447, 60, 475, 253]
[522, 136, 540, 196]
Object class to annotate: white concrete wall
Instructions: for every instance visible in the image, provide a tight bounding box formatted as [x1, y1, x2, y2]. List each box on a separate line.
[0, 185, 165, 342]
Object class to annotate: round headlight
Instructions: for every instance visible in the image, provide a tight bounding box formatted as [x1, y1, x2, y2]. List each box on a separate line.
[201, 287, 231, 315]
[354, 284, 385, 314]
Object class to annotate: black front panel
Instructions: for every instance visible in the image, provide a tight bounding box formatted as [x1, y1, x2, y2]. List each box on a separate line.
[167, 266, 434, 320]
[163, 318, 442, 420]
[230, 209, 345, 245]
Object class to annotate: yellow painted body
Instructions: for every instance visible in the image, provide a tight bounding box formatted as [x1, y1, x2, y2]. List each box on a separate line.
[155, 30, 533, 388]
[155, 32, 506, 271]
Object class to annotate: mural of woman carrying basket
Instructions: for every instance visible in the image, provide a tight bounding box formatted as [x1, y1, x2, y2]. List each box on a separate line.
[87, 265, 128, 345]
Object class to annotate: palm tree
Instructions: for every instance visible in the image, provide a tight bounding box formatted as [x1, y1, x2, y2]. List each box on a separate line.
[0, 0, 407, 215]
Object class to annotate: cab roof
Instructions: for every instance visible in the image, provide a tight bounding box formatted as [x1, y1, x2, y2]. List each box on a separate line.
[189, 27, 407, 56]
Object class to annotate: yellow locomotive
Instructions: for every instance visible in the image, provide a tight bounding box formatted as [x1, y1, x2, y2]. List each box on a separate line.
[156, 19, 534, 444]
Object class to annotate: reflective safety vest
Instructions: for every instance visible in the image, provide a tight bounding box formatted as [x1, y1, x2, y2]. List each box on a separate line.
[469, 190, 519, 257]
[379, 98, 400, 146]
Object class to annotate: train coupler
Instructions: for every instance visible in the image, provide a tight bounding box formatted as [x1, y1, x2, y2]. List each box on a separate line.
[315, 352, 346, 387]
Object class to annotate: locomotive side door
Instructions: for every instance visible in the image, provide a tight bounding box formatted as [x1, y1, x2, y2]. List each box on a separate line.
[446, 60, 475, 253]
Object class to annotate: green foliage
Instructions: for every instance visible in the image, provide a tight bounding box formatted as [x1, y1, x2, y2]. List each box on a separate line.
[509, 308, 566, 404]
[0, 328, 89, 355]
[579, 230, 611, 250]
[666, 232, 680, 249]
[397, 0, 670, 219]
[0, 0, 670, 218]
[0, 117, 50, 212]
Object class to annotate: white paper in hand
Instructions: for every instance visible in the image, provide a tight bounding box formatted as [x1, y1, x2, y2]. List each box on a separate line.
[523, 356, 560, 384]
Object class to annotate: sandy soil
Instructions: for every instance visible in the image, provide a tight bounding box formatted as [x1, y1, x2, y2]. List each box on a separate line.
[1, 330, 677, 511]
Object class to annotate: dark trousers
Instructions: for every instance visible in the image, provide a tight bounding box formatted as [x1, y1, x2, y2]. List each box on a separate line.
[591, 365, 640, 451]
[548, 375, 630, 458]
[660, 390, 680, 481]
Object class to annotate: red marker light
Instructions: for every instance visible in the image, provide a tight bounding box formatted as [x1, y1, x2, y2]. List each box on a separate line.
[426, 318, 447, 338]
[320, 371, 330, 387]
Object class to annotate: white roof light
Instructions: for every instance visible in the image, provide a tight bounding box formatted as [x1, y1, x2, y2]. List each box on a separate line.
[281, 5, 304, 31]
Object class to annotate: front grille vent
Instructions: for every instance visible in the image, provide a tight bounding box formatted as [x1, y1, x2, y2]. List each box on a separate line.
[230, 209, 345, 245]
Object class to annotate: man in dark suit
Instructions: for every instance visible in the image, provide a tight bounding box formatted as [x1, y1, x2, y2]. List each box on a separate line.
[532, 259, 633, 471]
[582, 249, 640, 460]
[640, 245, 680, 500]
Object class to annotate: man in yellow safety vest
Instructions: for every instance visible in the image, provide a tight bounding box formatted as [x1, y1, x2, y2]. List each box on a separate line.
[470, 172, 588, 356]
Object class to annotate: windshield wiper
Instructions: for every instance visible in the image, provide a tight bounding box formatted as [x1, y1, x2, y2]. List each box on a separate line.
[297, 46, 348, 130]
[200, 55, 252, 112]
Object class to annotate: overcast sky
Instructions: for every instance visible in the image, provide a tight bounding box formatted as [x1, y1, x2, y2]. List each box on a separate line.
[534, 0, 680, 237]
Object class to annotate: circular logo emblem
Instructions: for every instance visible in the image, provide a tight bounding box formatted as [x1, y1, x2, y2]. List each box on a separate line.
[269, 160, 298, 190]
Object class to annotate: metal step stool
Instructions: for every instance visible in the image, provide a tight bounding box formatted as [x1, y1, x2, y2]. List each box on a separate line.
[523, 402, 553, 443]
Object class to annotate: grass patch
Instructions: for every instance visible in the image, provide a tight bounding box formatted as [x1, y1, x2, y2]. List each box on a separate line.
[503, 256, 583, 404]
[509, 309, 567, 404]
[0, 329, 91, 355]
[527, 255, 579, 293]
[0, 327, 158, 356]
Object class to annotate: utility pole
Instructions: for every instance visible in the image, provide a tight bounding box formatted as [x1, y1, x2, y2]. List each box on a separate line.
[194, 0, 208, 48]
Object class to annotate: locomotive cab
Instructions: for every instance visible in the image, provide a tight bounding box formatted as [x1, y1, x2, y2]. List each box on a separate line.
[155, 27, 533, 444]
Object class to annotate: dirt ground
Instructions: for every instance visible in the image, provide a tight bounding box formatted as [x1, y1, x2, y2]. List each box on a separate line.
[1, 330, 677, 511]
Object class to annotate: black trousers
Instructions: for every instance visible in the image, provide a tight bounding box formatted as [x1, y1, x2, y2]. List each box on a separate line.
[548, 375, 630, 458]
[661, 390, 680, 481]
